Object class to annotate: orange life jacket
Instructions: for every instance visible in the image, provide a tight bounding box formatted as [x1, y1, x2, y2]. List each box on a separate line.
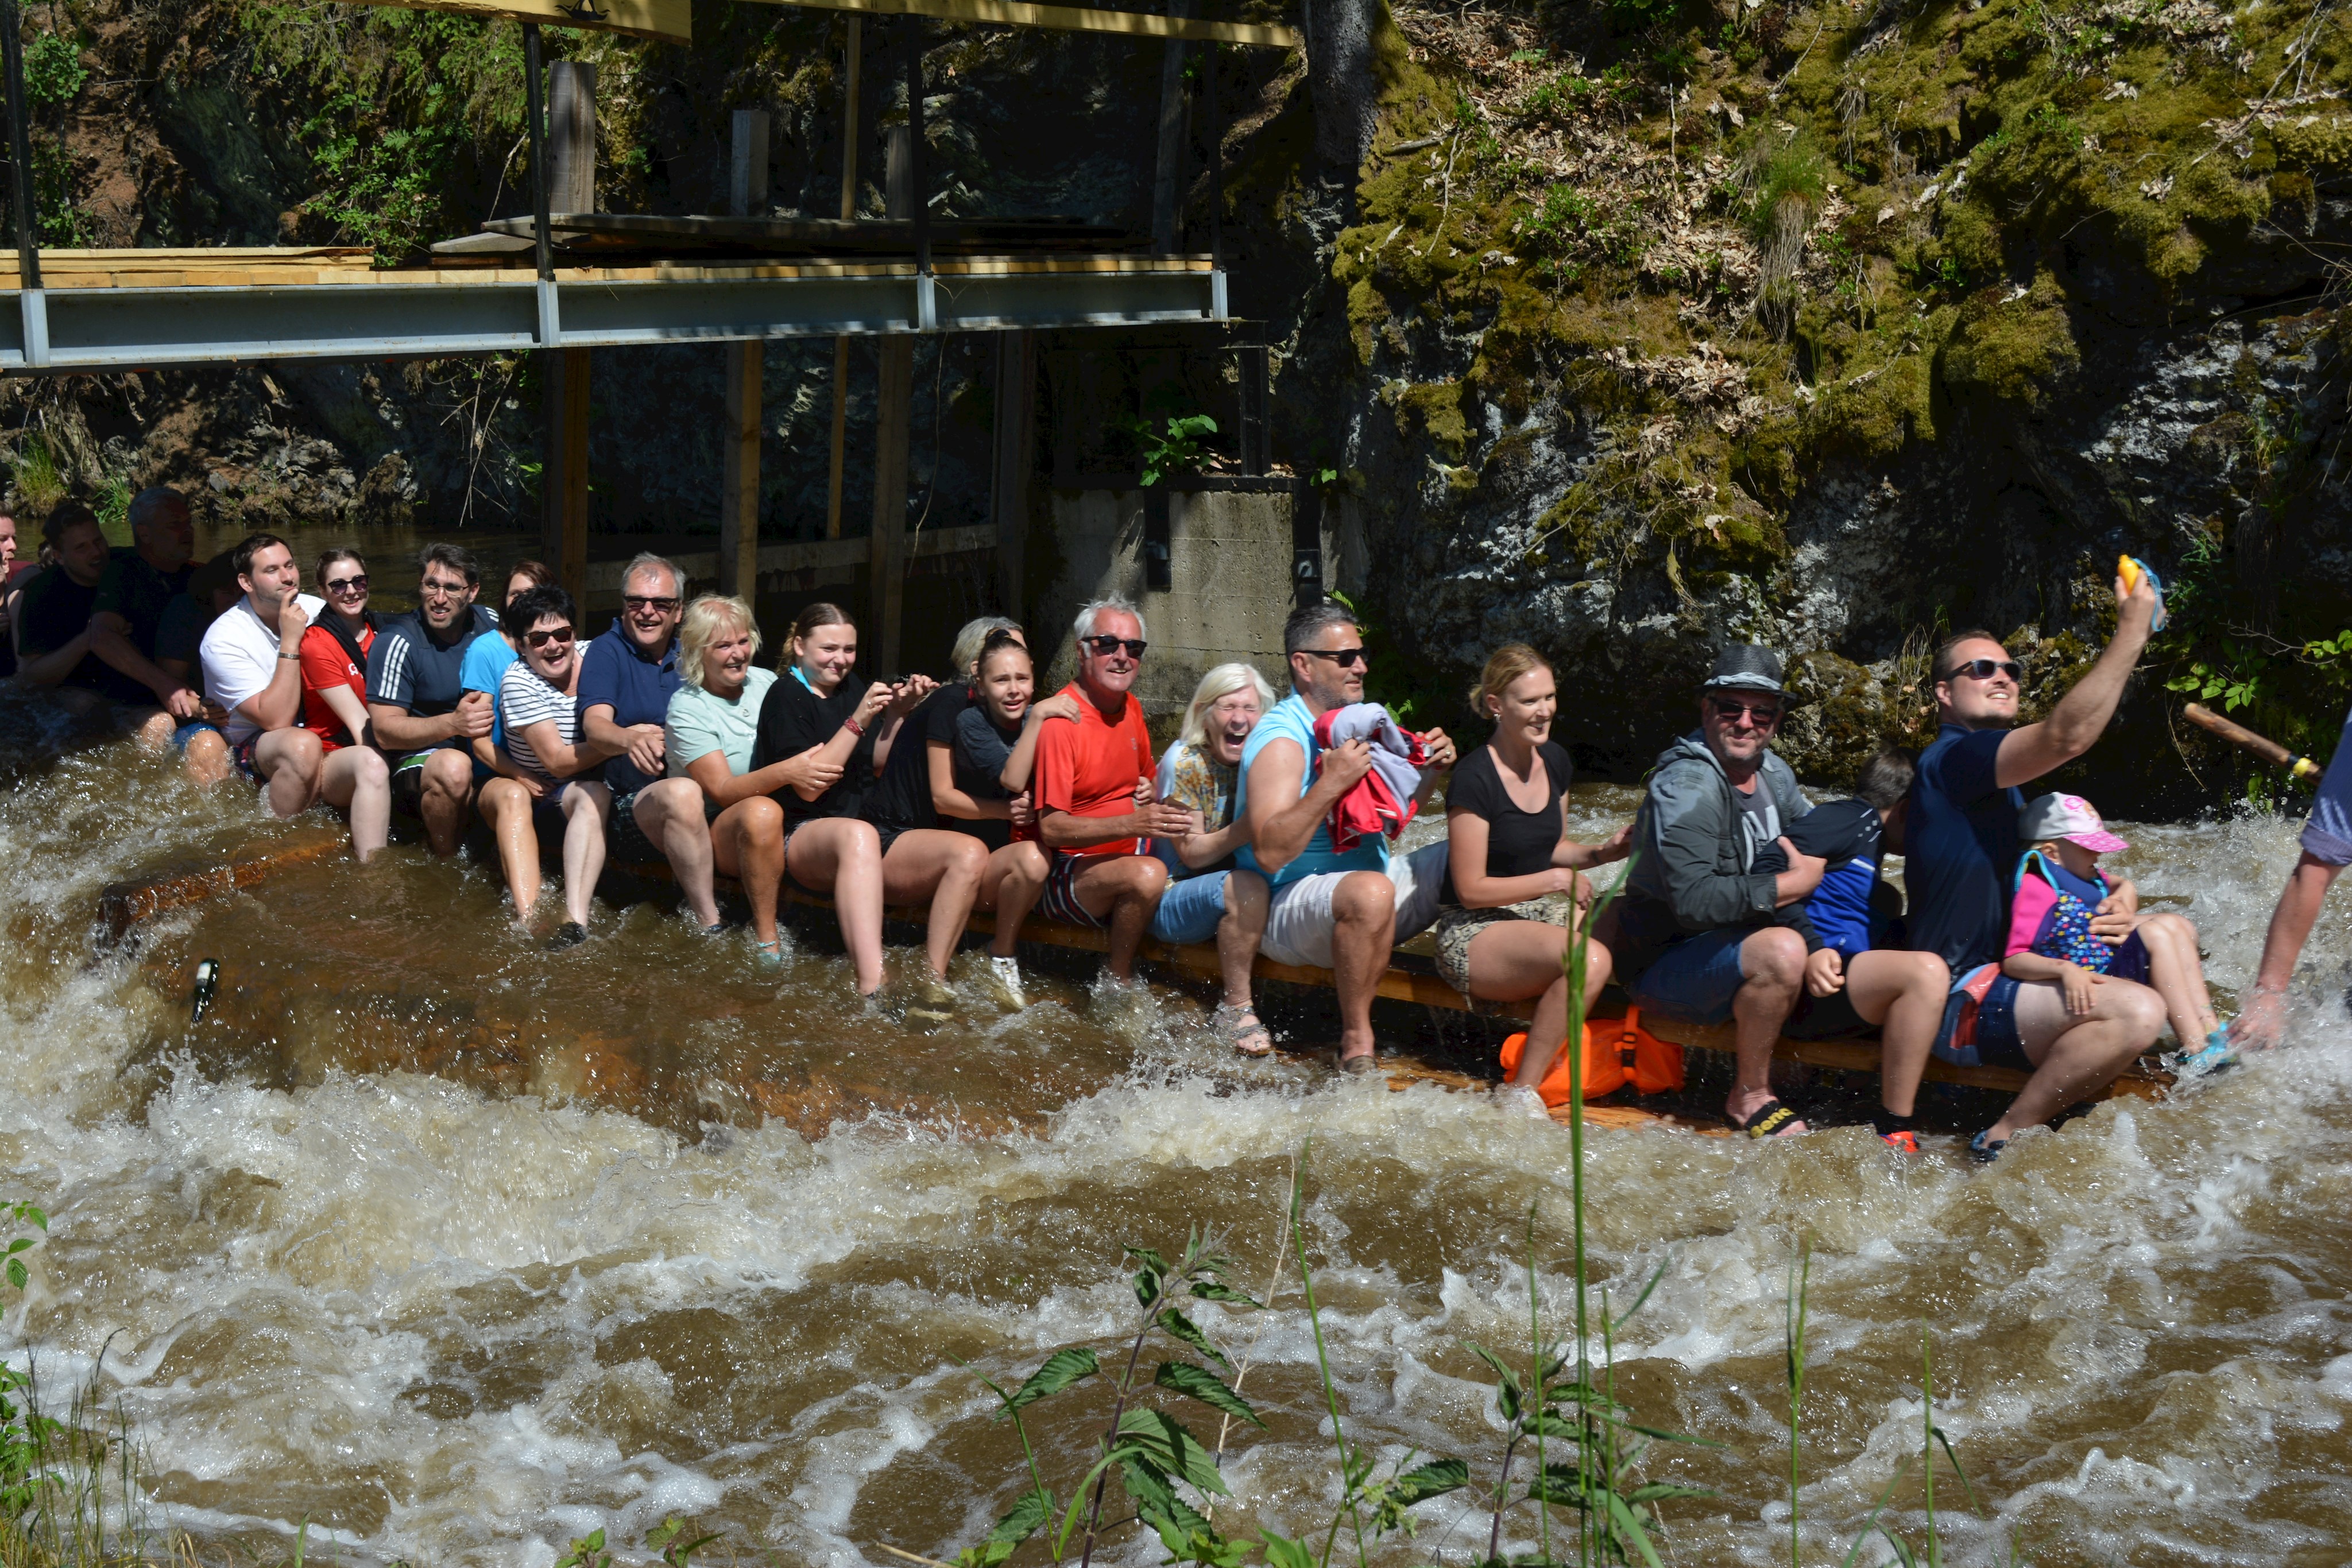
[1498, 1007, 1686, 1108]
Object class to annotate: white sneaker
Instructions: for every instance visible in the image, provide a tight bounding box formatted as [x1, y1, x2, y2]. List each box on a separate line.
[988, 955, 1028, 1009]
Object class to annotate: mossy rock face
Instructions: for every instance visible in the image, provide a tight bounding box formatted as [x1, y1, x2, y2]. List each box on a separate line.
[1774, 650, 1931, 783]
[1939, 281, 2081, 413]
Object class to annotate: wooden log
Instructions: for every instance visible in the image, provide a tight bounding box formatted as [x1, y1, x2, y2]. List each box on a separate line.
[737, 0, 1298, 49]
[97, 830, 351, 939]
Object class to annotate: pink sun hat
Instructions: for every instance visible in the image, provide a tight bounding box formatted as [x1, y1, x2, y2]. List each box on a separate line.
[2019, 792, 2130, 854]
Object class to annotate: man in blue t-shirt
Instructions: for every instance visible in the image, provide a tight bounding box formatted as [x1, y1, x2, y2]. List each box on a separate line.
[365, 543, 500, 855]
[1908, 567, 2168, 1162]
[579, 554, 721, 928]
[1236, 599, 1455, 1073]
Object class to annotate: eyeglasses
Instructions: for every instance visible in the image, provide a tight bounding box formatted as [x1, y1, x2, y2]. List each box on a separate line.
[323, 575, 368, 595]
[1709, 697, 1782, 723]
[624, 595, 681, 613]
[525, 626, 577, 649]
[419, 578, 469, 601]
[1084, 636, 1148, 659]
[1948, 658, 2024, 683]
[1303, 646, 1368, 668]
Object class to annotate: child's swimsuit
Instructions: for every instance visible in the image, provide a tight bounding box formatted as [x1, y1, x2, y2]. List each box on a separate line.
[2006, 850, 2150, 984]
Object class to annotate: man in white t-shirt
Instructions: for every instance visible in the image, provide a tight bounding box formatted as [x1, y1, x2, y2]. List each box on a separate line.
[197, 532, 392, 860]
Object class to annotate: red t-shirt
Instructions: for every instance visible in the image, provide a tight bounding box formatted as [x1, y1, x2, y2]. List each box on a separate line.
[1034, 683, 1155, 858]
[299, 620, 374, 751]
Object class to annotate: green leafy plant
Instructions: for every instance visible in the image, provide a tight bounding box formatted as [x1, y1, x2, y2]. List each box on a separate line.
[21, 33, 87, 106]
[555, 1526, 614, 1568]
[1117, 413, 1220, 487]
[648, 1516, 721, 1566]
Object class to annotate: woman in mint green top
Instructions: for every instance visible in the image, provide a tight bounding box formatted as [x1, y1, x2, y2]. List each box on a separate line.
[664, 595, 841, 962]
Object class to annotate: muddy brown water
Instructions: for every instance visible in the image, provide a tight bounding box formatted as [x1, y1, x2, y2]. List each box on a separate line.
[8, 535, 2352, 1565]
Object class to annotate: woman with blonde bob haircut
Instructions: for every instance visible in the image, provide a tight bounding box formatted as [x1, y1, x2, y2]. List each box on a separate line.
[1439, 644, 1634, 1111]
[1149, 660, 1281, 1054]
[663, 595, 844, 965]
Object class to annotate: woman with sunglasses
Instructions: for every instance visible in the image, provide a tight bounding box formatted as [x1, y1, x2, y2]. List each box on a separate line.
[291, 547, 393, 860]
[752, 603, 974, 997]
[481, 583, 609, 947]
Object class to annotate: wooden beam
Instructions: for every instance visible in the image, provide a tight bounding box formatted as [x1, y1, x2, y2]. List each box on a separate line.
[719, 110, 769, 598]
[1150, 0, 1194, 254]
[869, 335, 913, 668]
[335, 0, 691, 44]
[827, 18, 861, 543]
[550, 346, 591, 603]
[989, 328, 1035, 618]
[741, 0, 1297, 48]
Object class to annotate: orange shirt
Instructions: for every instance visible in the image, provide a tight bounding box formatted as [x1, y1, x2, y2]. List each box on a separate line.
[298, 620, 373, 752]
[1034, 683, 1155, 858]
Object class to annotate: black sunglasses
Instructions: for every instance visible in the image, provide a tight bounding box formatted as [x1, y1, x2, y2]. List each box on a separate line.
[1709, 696, 1782, 723]
[525, 625, 577, 649]
[624, 594, 681, 613]
[1303, 646, 1368, 668]
[1084, 635, 1147, 659]
[323, 574, 368, 594]
[1948, 657, 2024, 682]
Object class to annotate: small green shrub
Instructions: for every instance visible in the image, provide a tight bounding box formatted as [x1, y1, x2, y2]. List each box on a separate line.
[21, 33, 86, 106]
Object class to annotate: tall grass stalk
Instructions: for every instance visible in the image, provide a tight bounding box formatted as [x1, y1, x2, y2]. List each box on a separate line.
[1786, 1243, 1811, 1568]
[1287, 1151, 1371, 1568]
[0, 1354, 156, 1568]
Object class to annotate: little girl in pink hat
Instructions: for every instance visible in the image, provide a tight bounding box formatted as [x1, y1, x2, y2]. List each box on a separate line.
[2001, 792, 2234, 1077]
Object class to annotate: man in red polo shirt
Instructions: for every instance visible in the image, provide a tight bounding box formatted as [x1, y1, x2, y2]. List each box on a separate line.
[1034, 597, 1194, 981]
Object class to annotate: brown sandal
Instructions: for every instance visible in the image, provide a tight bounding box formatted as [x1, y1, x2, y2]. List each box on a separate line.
[1213, 1003, 1274, 1057]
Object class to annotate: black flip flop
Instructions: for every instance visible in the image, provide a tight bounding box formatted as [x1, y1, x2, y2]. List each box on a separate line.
[1730, 1098, 1804, 1139]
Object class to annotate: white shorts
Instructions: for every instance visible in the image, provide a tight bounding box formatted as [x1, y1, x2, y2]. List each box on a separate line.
[1259, 841, 1449, 969]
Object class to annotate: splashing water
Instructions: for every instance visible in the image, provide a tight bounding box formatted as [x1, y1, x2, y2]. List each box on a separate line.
[7, 703, 2352, 1567]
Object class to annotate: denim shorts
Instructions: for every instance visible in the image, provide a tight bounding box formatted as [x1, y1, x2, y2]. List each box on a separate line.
[1931, 971, 2031, 1070]
[170, 719, 223, 753]
[1624, 927, 1752, 1025]
[1151, 870, 1231, 946]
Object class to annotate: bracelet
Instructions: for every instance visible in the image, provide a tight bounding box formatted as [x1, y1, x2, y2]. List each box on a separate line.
[842, 716, 865, 737]
[278, 651, 300, 661]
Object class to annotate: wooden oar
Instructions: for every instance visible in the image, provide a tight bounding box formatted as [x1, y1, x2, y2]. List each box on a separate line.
[2183, 702, 2324, 779]
[99, 839, 2171, 1105]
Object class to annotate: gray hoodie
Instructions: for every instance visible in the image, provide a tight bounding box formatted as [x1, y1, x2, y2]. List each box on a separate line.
[1611, 731, 1811, 969]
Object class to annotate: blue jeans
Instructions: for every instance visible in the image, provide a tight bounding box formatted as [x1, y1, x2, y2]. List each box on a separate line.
[1151, 870, 1231, 945]
[1626, 928, 1753, 1024]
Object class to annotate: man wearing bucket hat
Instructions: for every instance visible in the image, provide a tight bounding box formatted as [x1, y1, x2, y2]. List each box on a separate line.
[1603, 645, 1828, 1137]
[1908, 573, 2167, 1162]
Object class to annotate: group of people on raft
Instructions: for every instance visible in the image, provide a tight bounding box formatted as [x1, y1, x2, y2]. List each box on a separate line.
[11, 490, 2338, 1157]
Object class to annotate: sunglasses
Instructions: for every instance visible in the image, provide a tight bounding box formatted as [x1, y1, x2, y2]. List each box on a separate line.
[1948, 658, 2024, 682]
[525, 626, 577, 649]
[1084, 635, 1148, 659]
[323, 574, 368, 594]
[624, 595, 681, 613]
[1709, 696, 1782, 723]
[1303, 646, 1368, 668]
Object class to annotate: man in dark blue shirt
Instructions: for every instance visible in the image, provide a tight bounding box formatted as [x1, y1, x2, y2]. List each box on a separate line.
[578, 554, 722, 931]
[366, 543, 500, 855]
[1908, 568, 2168, 1160]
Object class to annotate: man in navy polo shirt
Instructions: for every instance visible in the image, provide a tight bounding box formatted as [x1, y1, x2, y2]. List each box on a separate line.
[1907, 567, 2169, 1162]
[579, 554, 722, 928]
[367, 543, 500, 855]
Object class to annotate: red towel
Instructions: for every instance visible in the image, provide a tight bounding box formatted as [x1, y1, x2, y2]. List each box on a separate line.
[1312, 706, 1428, 852]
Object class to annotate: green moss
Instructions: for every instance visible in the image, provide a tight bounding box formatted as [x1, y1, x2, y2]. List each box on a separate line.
[1396, 380, 1471, 458]
[1940, 277, 2079, 409]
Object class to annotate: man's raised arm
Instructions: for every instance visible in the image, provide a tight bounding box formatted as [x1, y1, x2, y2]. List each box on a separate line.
[1995, 572, 2160, 789]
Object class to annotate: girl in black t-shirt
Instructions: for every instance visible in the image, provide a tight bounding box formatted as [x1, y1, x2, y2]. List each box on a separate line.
[1438, 645, 1634, 1110]
[752, 603, 987, 998]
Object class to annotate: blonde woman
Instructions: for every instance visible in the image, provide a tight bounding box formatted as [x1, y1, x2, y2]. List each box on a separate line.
[1151, 662, 1279, 1055]
[664, 595, 842, 964]
[1439, 644, 1633, 1110]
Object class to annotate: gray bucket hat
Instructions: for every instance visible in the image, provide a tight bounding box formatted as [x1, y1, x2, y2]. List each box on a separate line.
[1700, 644, 1789, 700]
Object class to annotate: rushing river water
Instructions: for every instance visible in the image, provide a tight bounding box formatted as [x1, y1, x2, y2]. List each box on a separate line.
[7, 539, 2352, 1565]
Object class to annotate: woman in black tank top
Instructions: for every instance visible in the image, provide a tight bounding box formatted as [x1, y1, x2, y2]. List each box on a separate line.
[1438, 645, 1634, 1109]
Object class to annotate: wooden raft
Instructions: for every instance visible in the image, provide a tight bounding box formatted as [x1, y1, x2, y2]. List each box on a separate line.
[96, 835, 2165, 1107]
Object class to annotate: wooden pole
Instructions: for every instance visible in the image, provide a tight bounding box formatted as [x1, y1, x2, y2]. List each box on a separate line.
[989, 328, 1036, 620]
[868, 113, 915, 673]
[719, 109, 770, 598]
[1149, 0, 1194, 254]
[826, 18, 861, 542]
[539, 58, 595, 605]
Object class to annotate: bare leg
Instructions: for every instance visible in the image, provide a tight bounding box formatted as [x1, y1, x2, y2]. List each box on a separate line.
[787, 817, 887, 993]
[1069, 854, 1170, 981]
[712, 796, 786, 944]
[318, 744, 392, 861]
[1467, 917, 1616, 1089]
[181, 730, 230, 787]
[881, 829, 989, 978]
[479, 777, 541, 924]
[2134, 912, 2219, 1046]
[1328, 870, 1400, 1066]
[252, 729, 326, 820]
[631, 778, 719, 927]
[979, 841, 1049, 957]
[1836, 950, 1950, 1118]
[1991, 976, 2167, 1142]
[1728, 927, 1807, 1132]
[416, 748, 479, 857]
[559, 781, 610, 927]
[127, 707, 174, 749]
[1216, 869, 1270, 1011]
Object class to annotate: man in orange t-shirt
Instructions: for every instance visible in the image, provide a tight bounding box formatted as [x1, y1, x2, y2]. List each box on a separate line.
[1033, 597, 1192, 981]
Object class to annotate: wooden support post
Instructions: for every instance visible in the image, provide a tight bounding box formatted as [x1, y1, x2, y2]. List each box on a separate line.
[1150, 0, 1195, 254]
[719, 109, 771, 597]
[989, 328, 1036, 618]
[826, 18, 861, 542]
[869, 117, 916, 673]
[540, 60, 596, 606]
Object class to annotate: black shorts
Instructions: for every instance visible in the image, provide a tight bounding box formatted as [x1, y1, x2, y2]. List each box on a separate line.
[609, 788, 658, 865]
[1784, 985, 1871, 1039]
[389, 751, 489, 818]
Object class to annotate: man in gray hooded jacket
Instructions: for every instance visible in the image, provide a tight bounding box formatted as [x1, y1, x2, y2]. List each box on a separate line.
[1603, 645, 1827, 1137]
